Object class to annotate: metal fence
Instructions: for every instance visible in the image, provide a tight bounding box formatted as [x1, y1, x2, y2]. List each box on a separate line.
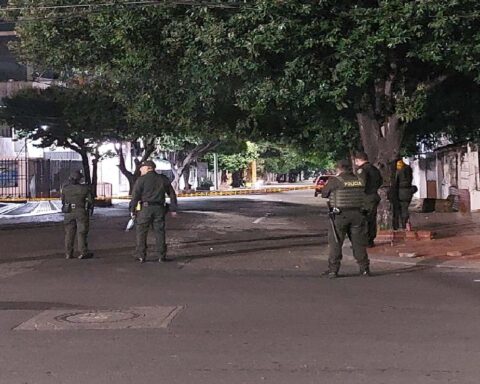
[0, 158, 83, 198]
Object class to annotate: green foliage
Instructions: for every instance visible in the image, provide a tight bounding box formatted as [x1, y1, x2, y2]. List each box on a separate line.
[211, 0, 480, 160]
[260, 143, 334, 175]
[5, 1, 242, 145]
[405, 76, 480, 152]
[214, 142, 259, 172]
[7, 0, 480, 166]
[0, 86, 124, 152]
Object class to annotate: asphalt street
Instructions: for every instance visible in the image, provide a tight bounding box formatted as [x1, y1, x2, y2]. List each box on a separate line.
[0, 191, 480, 384]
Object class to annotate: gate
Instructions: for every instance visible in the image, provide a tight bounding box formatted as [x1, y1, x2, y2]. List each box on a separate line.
[0, 158, 82, 198]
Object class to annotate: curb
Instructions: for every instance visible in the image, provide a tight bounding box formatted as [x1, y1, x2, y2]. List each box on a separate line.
[376, 229, 435, 244]
[372, 256, 480, 271]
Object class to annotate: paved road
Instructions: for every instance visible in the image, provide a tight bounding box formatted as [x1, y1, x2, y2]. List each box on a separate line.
[1, 191, 480, 384]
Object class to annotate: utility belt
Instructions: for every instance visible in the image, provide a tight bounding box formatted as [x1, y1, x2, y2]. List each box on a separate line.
[330, 207, 366, 215]
[62, 203, 85, 213]
[142, 201, 165, 207]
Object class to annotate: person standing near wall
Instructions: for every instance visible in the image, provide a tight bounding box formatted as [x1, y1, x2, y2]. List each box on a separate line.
[392, 160, 415, 230]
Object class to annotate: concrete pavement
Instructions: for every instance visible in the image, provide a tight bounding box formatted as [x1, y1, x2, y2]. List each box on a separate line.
[1, 191, 480, 383]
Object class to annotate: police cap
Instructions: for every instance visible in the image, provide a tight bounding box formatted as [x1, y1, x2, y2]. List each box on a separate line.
[336, 159, 352, 172]
[140, 160, 156, 169]
[69, 170, 83, 181]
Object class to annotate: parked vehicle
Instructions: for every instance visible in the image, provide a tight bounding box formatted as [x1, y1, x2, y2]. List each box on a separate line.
[313, 175, 332, 197]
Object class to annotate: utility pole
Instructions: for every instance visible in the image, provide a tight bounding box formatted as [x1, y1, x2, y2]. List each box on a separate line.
[213, 153, 219, 190]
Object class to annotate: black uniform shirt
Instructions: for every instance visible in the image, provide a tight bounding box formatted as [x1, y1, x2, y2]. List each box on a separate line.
[130, 171, 178, 213]
[396, 166, 413, 189]
[356, 162, 383, 195]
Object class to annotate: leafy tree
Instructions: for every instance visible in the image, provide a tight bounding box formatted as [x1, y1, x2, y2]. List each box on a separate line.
[260, 144, 334, 181]
[213, 141, 259, 173]
[193, 0, 480, 180]
[404, 76, 480, 152]
[0, 86, 125, 194]
[5, 1, 244, 193]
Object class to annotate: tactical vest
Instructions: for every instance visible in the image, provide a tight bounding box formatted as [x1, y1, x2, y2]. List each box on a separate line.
[329, 174, 366, 210]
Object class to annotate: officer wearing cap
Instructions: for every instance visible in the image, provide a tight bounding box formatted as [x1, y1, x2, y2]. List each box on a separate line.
[354, 152, 383, 247]
[321, 160, 370, 278]
[130, 160, 178, 263]
[61, 170, 94, 259]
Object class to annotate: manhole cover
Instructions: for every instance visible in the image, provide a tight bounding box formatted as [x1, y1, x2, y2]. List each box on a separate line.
[14, 306, 183, 331]
[55, 310, 141, 324]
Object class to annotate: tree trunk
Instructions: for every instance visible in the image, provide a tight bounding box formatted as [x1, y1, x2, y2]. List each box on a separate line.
[171, 164, 185, 193]
[116, 144, 136, 194]
[79, 151, 92, 186]
[357, 111, 404, 230]
[116, 139, 156, 194]
[91, 154, 99, 198]
[166, 141, 219, 193]
[182, 165, 191, 191]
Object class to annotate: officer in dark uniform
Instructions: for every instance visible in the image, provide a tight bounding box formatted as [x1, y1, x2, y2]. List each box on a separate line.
[130, 160, 178, 263]
[322, 160, 370, 278]
[392, 160, 414, 229]
[354, 152, 383, 247]
[61, 170, 94, 259]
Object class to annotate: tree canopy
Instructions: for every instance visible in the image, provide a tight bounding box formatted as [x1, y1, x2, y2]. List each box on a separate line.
[0, 85, 125, 187]
[4, 0, 480, 183]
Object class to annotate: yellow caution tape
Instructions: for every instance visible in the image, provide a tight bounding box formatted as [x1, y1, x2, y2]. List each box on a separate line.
[0, 185, 315, 202]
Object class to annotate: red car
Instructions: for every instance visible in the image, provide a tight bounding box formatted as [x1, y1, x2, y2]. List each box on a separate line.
[314, 175, 332, 197]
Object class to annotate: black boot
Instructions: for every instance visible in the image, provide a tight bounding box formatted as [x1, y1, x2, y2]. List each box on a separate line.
[360, 267, 371, 277]
[321, 270, 338, 279]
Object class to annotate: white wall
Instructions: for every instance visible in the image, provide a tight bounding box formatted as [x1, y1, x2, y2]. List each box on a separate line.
[411, 157, 427, 198]
[0, 138, 15, 157]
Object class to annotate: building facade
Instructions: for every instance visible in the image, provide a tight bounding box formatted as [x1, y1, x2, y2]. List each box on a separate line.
[410, 142, 480, 212]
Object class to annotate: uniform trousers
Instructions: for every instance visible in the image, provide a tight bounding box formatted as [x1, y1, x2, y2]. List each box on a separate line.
[328, 210, 370, 273]
[135, 205, 167, 259]
[64, 210, 90, 256]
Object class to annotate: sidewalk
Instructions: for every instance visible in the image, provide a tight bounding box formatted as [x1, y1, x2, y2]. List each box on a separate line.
[369, 211, 480, 270]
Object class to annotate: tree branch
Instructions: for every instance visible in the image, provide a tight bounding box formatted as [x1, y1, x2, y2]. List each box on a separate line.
[421, 75, 448, 92]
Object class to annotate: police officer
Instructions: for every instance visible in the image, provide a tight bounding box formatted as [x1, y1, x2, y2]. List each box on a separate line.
[130, 160, 178, 263]
[322, 160, 370, 278]
[354, 152, 383, 247]
[392, 159, 414, 230]
[61, 170, 94, 259]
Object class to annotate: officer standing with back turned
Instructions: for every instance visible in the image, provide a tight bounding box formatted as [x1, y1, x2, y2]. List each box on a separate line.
[321, 160, 370, 278]
[61, 170, 94, 260]
[130, 160, 178, 263]
[354, 152, 383, 247]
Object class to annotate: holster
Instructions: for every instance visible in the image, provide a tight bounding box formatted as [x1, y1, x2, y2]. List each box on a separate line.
[61, 203, 72, 214]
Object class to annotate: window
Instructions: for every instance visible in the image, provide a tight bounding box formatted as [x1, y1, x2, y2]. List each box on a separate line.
[0, 160, 18, 188]
[0, 126, 12, 138]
